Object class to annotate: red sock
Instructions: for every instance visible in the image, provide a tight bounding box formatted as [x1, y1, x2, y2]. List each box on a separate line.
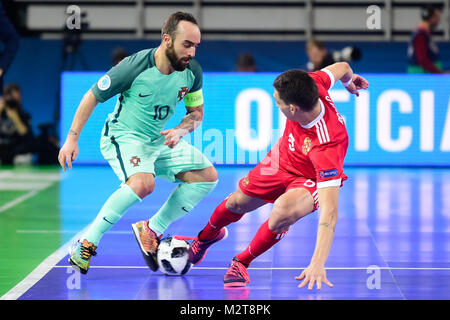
[199, 198, 243, 241]
[235, 220, 288, 267]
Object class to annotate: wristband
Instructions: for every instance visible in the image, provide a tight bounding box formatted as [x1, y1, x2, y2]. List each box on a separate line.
[341, 78, 353, 87]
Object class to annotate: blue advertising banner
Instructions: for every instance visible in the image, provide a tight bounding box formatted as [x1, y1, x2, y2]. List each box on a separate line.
[61, 72, 450, 166]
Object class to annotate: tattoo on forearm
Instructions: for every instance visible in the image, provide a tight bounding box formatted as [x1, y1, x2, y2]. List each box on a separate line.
[180, 110, 203, 131]
[186, 109, 203, 121]
[319, 222, 335, 233]
[68, 130, 78, 136]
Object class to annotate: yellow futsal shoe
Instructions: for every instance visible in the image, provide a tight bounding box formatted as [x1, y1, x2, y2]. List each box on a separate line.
[68, 239, 97, 274]
[131, 220, 162, 271]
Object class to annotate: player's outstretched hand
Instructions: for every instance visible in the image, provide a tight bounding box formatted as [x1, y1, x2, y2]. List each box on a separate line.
[161, 128, 189, 149]
[344, 74, 369, 97]
[352, 74, 369, 90]
[295, 263, 333, 290]
[58, 140, 79, 171]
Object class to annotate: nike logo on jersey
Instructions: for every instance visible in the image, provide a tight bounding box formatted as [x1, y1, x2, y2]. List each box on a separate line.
[139, 93, 152, 97]
[182, 207, 189, 212]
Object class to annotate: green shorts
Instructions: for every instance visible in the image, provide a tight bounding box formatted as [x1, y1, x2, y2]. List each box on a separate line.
[100, 132, 213, 183]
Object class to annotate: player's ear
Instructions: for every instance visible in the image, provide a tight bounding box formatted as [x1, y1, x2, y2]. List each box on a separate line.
[162, 33, 172, 47]
[289, 104, 298, 115]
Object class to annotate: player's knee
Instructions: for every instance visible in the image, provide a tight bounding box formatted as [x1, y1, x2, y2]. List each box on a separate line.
[225, 192, 248, 214]
[126, 173, 155, 198]
[202, 166, 218, 182]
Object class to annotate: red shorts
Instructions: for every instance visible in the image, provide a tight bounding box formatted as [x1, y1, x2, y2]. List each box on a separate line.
[238, 161, 319, 211]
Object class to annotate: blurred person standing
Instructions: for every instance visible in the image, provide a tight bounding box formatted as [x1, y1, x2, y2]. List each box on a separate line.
[407, 4, 444, 74]
[235, 53, 257, 72]
[306, 39, 361, 72]
[0, 83, 34, 165]
[111, 47, 129, 66]
[306, 39, 335, 72]
[0, 0, 20, 96]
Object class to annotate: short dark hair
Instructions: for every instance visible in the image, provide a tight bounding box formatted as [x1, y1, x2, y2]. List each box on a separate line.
[273, 70, 318, 112]
[421, 4, 442, 21]
[161, 12, 198, 40]
[307, 38, 326, 51]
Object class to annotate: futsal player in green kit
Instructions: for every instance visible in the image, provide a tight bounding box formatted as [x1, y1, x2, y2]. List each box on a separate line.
[58, 12, 218, 274]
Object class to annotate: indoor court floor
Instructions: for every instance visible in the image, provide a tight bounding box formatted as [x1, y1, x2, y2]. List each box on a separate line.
[1, 165, 449, 300]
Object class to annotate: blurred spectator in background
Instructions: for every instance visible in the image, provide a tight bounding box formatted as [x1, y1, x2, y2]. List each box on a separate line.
[112, 47, 129, 66]
[0, 83, 34, 165]
[306, 39, 334, 71]
[407, 4, 444, 74]
[235, 53, 257, 72]
[306, 38, 361, 72]
[0, 0, 20, 96]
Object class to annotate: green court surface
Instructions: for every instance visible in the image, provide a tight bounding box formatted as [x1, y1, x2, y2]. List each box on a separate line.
[0, 166, 61, 297]
[0, 191, 28, 207]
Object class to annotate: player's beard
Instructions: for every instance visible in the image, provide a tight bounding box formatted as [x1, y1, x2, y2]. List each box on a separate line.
[165, 44, 191, 71]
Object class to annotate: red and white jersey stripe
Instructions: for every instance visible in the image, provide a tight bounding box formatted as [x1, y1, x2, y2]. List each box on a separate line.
[315, 117, 331, 144]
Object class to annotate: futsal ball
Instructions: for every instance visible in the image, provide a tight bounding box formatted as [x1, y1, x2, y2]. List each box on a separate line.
[157, 237, 192, 276]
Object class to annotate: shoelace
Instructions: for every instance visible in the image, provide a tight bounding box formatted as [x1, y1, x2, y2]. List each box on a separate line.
[227, 260, 250, 283]
[226, 261, 242, 277]
[190, 239, 201, 254]
[143, 235, 159, 253]
[80, 245, 97, 261]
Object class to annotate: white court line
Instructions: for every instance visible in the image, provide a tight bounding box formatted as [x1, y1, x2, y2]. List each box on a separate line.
[0, 190, 40, 213]
[0, 226, 89, 301]
[51, 265, 450, 271]
[16, 230, 132, 234]
[0, 171, 58, 213]
[0, 181, 53, 190]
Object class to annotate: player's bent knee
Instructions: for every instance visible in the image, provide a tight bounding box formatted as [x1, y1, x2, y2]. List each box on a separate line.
[126, 173, 155, 198]
[176, 166, 218, 183]
[202, 166, 218, 182]
[225, 192, 249, 214]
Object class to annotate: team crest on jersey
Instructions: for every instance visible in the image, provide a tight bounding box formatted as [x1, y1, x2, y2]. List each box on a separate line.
[130, 156, 141, 167]
[178, 87, 189, 101]
[302, 137, 312, 155]
[242, 176, 249, 187]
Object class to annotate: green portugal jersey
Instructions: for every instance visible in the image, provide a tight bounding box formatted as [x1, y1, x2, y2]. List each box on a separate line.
[91, 48, 204, 140]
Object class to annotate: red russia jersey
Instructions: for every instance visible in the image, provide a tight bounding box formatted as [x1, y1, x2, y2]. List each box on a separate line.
[277, 69, 349, 188]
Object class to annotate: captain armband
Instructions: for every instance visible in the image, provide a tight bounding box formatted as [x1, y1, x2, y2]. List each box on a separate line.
[184, 89, 203, 107]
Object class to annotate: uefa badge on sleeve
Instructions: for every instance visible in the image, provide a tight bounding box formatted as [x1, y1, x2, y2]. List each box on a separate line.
[97, 75, 111, 91]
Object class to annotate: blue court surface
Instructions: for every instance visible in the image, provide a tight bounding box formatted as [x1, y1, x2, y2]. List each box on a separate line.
[6, 166, 450, 300]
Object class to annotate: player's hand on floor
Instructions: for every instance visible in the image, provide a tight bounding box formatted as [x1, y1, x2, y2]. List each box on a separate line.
[58, 141, 79, 171]
[295, 263, 333, 290]
[161, 128, 188, 148]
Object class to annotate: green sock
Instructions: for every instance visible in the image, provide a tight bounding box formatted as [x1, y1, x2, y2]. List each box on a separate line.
[83, 184, 141, 246]
[148, 180, 218, 235]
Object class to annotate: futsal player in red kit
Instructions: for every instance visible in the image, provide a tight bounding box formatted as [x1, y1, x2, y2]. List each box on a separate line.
[187, 62, 369, 289]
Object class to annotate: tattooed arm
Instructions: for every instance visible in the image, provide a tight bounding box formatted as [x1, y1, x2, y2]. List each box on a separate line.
[161, 104, 204, 148]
